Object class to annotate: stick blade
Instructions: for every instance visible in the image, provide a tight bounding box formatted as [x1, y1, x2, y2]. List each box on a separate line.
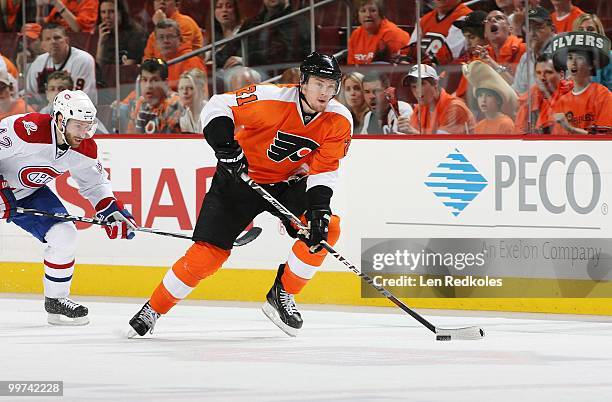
[435, 326, 484, 341]
[234, 226, 262, 247]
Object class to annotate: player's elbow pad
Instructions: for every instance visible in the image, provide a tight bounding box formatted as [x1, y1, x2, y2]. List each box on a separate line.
[307, 185, 333, 211]
[204, 116, 237, 151]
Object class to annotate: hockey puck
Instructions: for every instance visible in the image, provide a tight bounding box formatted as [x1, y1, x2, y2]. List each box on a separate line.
[436, 335, 452, 341]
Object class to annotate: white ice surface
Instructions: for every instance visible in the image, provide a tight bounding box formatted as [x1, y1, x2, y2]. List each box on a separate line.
[1, 295, 612, 402]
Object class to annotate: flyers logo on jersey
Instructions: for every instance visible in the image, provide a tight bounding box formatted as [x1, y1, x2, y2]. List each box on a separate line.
[267, 131, 320, 163]
[19, 166, 63, 188]
[22, 121, 38, 136]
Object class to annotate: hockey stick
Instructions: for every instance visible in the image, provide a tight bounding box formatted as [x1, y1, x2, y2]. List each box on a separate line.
[15, 207, 262, 247]
[240, 173, 484, 341]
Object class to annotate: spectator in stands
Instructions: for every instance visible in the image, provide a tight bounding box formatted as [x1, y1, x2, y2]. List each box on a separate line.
[279, 67, 300, 84]
[462, 60, 518, 134]
[399, 64, 475, 134]
[224, 66, 262, 92]
[512, 7, 555, 94]
[478, 10, 526, 84]
[406, 0, 472, 65]
[347, 0, 410, 65]
[38, 69, 109, 132]
[178, 68, 208, 133]
[550, 0, 584, 34]
[515, 53, 572, 133]
[573, 14, 612, 90]
[452, 10, 488, 99]
[143, 0, 204, 61]
[15, 23, 44, 82]
[551, 32, 612, 134]
[25, 23, 97, 108]
[0, 70, 33, 120]
[95, 0, 146, 66]
[495, 0, 514, 18]
[239, 0, 309, 75]
[154, 19, 207, 91]
[361, 71, 412, 134]
[39, 70, 74, 114]
[509, 0, 541, 39]
[0, 48, 20, 90]
[127, 58, 182, 133]
[339, 72, 368, 134]
[205, 0, 243, 70]
[36, 0, 99, 33]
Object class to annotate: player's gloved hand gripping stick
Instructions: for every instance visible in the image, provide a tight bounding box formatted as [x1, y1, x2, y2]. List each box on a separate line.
[240, 173, 485, 341]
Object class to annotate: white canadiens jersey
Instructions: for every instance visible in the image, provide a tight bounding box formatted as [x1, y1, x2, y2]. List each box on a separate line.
[0, 113, 113, 204]
[25, 47, 98, 104]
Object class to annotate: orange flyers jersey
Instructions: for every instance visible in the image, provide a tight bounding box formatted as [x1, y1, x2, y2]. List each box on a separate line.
[551, 83, 612, 134]
[408, 3, 472, 64]
[200, 84, 353, 188]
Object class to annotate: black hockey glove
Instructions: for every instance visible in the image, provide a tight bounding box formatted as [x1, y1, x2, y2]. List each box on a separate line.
[216, 145, 248, 183]
[301, 208, 331, 253]
[300, 185, 333, 253]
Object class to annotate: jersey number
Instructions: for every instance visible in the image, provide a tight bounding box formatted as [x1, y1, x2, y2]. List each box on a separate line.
[0, 136, 11, 149]
[235, 85, 258, 106]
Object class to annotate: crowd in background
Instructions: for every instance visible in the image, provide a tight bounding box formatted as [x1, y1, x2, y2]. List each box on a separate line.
[0, 0, 609, 135]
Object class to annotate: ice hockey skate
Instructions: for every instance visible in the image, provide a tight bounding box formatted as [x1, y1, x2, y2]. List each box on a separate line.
[262, 266, 303, 337]
[45, 297, 89, 326]
[127, 302, 160, 338]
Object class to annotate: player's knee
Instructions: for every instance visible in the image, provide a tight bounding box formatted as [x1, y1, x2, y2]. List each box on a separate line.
[44, 222, 78, 257]
[176, 241, 230, 282]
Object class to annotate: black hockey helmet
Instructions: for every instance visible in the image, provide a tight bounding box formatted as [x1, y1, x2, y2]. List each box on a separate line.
[300, 52, 342, 94]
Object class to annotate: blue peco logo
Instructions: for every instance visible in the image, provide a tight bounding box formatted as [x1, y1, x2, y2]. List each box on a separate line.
[425, 149, 487, 216]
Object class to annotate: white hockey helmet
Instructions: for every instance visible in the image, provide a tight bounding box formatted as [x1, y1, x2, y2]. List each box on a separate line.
[53, 90, 98, 138]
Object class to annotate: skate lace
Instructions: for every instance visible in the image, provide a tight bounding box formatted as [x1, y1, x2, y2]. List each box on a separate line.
[140, 303, 160, 333]
[59, 298, 80, 310]
[279, 289, 297, 315]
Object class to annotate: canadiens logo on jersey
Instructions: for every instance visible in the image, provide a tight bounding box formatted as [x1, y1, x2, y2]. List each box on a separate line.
[22, 121, 38, 136]
[19, 166, 64, 188]
[267, 131, 320, 163]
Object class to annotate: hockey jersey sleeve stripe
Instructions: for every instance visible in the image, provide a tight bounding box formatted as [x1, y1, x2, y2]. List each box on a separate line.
[306, 169, 339, 191]
[200, 93, 236, 129]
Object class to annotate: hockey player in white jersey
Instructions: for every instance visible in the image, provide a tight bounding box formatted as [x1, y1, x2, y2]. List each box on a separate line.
[0, 90, 136, 325]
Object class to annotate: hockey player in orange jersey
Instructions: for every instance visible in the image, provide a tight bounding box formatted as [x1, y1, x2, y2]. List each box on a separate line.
[127, 52, 353, 337]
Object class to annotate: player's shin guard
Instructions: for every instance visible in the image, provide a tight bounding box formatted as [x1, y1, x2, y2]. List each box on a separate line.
[282, 215, 340, 294]
[42, 222, 78, 299]
[42, 223, 89, 325]
[149, 241, 230, 315]
[263, 216, 340, 336]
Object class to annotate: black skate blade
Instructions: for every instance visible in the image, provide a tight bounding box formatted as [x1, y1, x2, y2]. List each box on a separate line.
[262, 302, 298, 337]
[47, 313, 89, 326]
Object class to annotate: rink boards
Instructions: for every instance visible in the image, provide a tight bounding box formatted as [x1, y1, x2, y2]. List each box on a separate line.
[2, 135, 612, 314]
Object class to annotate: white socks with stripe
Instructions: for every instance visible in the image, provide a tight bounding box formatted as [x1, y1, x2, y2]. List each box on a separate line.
[43, 222, 78, 299]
